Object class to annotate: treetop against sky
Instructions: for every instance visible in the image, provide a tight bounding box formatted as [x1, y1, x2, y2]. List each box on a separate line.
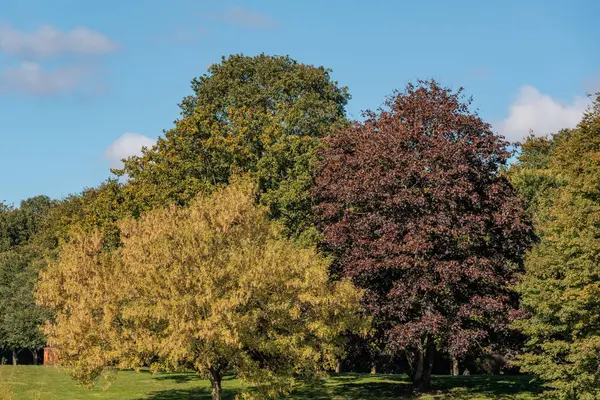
[0, 0, 598, 205]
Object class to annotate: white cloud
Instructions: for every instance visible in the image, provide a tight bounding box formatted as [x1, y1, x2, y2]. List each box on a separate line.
[497, 85, 590, 143]
[218, 7, 278, 29]
[0, 24, 117, 58]
[0, 61, 93, 94]
[584, 75, 600, 94]
[105, 133, 156, 169]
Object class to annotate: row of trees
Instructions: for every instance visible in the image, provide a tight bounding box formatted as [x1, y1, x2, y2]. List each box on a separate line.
[510, 100, 600, 399]
[1, 53, 598, 399]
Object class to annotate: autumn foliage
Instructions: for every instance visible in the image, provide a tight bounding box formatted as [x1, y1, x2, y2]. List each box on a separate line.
[313, 80, 534, 389]
[36, 177, 368, 400]
[3, 50, 593, 399]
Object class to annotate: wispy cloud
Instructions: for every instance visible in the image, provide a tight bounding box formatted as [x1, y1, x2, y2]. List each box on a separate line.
[0, 24, 118, 59]
[217, 6, 278, 29]
[105, 133, 156, 169]
[497, 85, 590, 143]
[0, 24, 116, 96]
[0, 62, 98, 95]
[584, 74, 600, 94]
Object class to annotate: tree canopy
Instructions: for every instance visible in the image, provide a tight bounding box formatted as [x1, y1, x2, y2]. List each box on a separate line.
[0, 247, 48, 364]
[2, 49, 594, 398]
[313, 80, 534, 390]
[507, 131, 568, 217]
[0, 195, 53, 364]
[115, 54, 350, 242]
[513, 94, 600, 399]
[36, 176, 368, 400]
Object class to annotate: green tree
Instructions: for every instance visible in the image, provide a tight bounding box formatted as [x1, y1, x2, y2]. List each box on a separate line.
[36, 176, 368, 400]
[507, 131, 569, 216]
[513, 94, 600, 399]
[34, 179, 132, 256]
[0, 196, 53, 364]
[0, 196, 53, 252]
[116, 53, 350, 242]
[0, 247, 48, 365]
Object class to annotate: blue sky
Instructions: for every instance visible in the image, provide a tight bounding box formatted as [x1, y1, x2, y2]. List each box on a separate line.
[1, 0, 598, 205]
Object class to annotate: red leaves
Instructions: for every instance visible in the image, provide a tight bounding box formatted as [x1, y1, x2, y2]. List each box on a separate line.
[313, 80, 535, 357]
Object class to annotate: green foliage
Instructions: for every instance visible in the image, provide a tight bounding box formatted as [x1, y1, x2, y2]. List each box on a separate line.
[36, 177, 368, 400]
[507, 131, 569, 216]
[0, 247, 48, 356]
[115, 53, 350, 242]
[0, 196, 53, 252]
[35, 179, 132, 255]
[0, 196, 53, 362]
[513, 94, 600, 399]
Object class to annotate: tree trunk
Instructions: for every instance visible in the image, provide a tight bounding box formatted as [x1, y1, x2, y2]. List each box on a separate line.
[209, 369, 222, 400]
[335, 361, 342, 373]
[31, 349, 39, 365]
[12, 349, 18, 366]
[451, 356, 459, 376]
[412, 335, 435, 392]
[412, 347, 424, 384]
[420, 336, 435, 392]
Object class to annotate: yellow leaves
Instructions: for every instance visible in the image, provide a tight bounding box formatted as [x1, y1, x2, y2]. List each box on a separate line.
[36, 175, 368, 397]
[589, 151, 600, 163]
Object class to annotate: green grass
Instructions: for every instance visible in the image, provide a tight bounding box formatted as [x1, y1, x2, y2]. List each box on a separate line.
[0, 366, 543, 400]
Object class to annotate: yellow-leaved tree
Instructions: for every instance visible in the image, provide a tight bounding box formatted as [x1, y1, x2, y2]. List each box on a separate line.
[36, 176, 368, 400]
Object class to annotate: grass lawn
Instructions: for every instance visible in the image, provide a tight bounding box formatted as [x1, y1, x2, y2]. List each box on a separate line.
[0, 366, 543, 400]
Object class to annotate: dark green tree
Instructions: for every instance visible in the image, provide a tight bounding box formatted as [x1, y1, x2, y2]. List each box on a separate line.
[0, 196, 53, 364]
[116, 53, 350, 242]
[0, 247, 48, 364]
[0, 196, 53, 252]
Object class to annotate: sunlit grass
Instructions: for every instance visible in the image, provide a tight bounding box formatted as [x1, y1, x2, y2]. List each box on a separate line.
[0, 366, 543, 399]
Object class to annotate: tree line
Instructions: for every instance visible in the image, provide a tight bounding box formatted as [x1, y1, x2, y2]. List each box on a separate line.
[1, 53, 599, 400]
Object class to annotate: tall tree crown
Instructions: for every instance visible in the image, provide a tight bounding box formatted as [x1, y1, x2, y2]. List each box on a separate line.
[314, 80, 534, 388]
[115, 54, 350, 241]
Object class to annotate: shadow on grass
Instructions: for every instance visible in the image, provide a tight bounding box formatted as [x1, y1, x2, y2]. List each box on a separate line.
[151, 372, 236, 384]
[293, 382, 414, 399]
[143, 388, 244, 400]
[152, 372, 202, 384]
[327, 373, 409, 383]
[427, 375, 544, 399]
[142, 386, 243, 400]
[139, 373, 544, 400]
[141, 373, 241, 400]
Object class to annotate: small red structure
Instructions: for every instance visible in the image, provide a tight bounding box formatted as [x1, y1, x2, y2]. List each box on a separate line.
[43, 347, 59, 365]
